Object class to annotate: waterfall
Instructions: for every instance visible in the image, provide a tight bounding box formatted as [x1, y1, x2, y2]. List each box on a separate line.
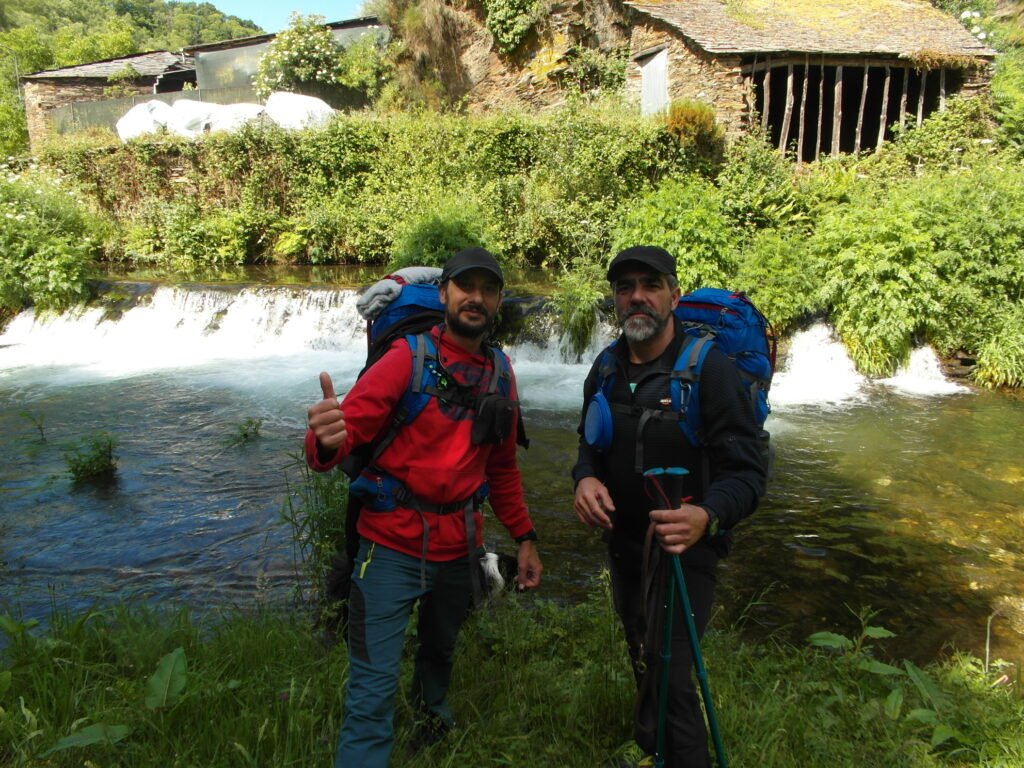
[771, 322, 868, 409]
[881, 347, 969, 396]
[1, 289, 968, 409]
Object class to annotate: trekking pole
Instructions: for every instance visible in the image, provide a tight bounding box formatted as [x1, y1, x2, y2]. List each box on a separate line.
[671, 554, 728, 768]
[644, 468, 728, 768]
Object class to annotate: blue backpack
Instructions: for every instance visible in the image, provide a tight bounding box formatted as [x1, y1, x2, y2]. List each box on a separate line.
[585, 288, 775, 468]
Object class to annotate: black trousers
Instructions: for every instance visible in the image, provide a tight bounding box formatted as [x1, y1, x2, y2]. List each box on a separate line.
[609, 541, 718, 768]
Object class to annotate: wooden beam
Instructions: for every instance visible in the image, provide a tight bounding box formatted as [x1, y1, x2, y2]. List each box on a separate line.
[816, 60, 824, 161]
[831, 65, 843, 155]
[876, 64, 891, 152]
[797, 56, 809, 163]
[940, 68, 947, 111]
[917, 69, 926, 127]
[762, 58, 772, 132]
[779, 64, 794, 152]
[854, 63, 868, 154]
[900, 67, 909, 130]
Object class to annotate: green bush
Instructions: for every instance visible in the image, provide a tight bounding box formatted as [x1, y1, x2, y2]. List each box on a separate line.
[0, 164, 101, 313]
[389, 193, 492, 271]
[733, 229, 822, 335]
[610, 175, 737, 293]
[664, 99, 725, 175]
[974, 302, 1024, 388]
[483, 0, 540, 55]
[992, 46, 1024, 150]
[552, 258, 608, 360]
[717, 133, 808, 232]
[64, 432, 118, 484]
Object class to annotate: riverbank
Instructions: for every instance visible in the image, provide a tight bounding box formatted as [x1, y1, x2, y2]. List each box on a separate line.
[2, 583, 1021, 767]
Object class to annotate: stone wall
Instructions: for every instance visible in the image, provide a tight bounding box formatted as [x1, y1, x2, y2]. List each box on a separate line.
[23, 79, 154, 151]
[625, 15, 749, 135]
[459, 0, 631, 111]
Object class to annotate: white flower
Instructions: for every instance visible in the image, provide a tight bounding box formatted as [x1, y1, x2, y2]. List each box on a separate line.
[971, 25, 981, 33]
[978, 31, 987, 39]
[972, 11, 981, 18]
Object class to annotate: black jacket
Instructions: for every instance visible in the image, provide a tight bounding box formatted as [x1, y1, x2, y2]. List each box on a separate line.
[572, 319, 766, 559]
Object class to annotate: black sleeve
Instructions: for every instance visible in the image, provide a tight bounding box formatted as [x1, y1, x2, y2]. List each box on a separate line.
[571, 357, 606, 487]
[698, 348, 767, 530]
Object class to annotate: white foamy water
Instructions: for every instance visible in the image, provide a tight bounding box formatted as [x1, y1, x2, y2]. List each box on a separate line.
[770, 322, 868, 408]
[880, 347, 969, 396]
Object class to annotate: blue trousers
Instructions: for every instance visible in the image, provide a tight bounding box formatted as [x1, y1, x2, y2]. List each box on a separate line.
[334, 539, 473, 768]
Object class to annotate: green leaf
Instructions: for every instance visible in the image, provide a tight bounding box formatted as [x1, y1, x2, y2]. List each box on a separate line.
[884, 688, 903, 720]
[862, 626, 896, 639]
[858, 659, 904, 676]
[907, 708, 939, 725]
[0, 670, 11, 697]
[808, 631, 854, 651]
[931, 723, 959, 748]
[145, 647, 187, 709]
[41, 723, 131, 756]
[903, 660, 947, 711]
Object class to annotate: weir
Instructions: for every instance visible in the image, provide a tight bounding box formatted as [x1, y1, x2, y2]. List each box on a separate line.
[3, 282, 1021, 665]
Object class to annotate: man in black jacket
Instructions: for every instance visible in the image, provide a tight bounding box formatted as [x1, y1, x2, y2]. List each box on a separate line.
[572, 246, 766, 768]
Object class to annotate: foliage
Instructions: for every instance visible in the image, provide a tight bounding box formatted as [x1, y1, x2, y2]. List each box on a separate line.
[63, 432, 117, 483]
[717, 133, 808, 231]
[974, 301, 1024, 387]
[483, 0, 540, 55]
[2, 588, 1023, 766]
[0, 163, 101, 313]
[610, 175, 738, 293]
[559, 44, 628, 96]
[992, 45, 1024, 149]
[734, 228, 822, 335]
[231, 417, 263, 445]
[280, 453, 349, 624]
[663, 99, 726, 175]
[389, 194, 492, 271]
[254, 14, 388, 103]
[552, 258, 608, 360]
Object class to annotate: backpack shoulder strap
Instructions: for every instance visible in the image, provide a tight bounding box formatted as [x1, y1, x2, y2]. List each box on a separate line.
[670, 332, 715, 446]
[370, 332, 439, 462]
[596, 340, 619, 396]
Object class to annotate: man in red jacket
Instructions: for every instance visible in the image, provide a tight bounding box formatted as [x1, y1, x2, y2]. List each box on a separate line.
[306, 247, 542, 768]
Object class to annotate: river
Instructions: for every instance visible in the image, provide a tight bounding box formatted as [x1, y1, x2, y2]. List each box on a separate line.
[1, 283, 1022, 665]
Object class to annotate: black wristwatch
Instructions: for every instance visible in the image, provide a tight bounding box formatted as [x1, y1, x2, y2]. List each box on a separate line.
[515, 529, 538, 544]
[704, 508, 720, 538]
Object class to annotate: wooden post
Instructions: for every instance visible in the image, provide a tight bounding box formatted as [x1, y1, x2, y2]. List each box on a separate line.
[917, 69, 926, 127]
[762, 58, 772, 132]
[940, 68, 947, 111]
[815, 60, 825, 161]
[900, 67, 909, 130]
[876, 65, 891, 152]
[779, 64, 794, 152]
[797, 55, 809, 163]
[831, 65, 843, 155]
[854, 62, 868, 154]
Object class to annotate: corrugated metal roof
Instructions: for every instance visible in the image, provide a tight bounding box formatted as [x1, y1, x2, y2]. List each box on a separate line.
[624, 0, 997, 59]
[24, 51, 193, 80]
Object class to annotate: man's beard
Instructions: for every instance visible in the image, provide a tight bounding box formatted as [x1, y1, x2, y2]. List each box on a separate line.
[446, 304, 495, 339]
[618, 304, 667, 343]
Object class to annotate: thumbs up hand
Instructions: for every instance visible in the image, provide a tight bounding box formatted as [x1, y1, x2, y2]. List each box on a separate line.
[307, 371, 347, 450]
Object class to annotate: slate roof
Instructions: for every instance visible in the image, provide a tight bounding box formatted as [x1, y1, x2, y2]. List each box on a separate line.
[24, 51, 193, 80]
[624, 0, 997, 59]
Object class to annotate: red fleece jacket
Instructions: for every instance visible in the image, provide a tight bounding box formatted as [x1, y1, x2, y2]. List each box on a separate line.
[305, 325, 534, 561]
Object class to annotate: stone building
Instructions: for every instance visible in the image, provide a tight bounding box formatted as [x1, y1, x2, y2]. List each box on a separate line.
[618, 0, 996, 159]
[453, 0, 995, 159]
[21, 51, 194, 150]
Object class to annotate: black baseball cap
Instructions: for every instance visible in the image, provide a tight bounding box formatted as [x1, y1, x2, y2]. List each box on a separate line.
[440, 247, 504, 287]
[607, 246, 676, 282]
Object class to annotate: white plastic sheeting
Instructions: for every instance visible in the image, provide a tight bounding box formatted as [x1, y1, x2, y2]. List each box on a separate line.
[115, 92, 334, 141]
[263, 91, 335, 130]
